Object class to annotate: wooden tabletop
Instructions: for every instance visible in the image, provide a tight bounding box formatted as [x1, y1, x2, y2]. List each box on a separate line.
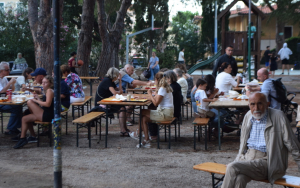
[127, 86, 156, 92]
[98, 94, 152, 106]
[209, 98, 249, 108]
[72, 112, 105, 123]
[0, 100, 27, 105]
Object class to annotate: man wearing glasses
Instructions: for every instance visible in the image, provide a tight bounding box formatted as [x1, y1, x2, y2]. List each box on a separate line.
[212, 45, 238, 78]
[0, 62, 22, 135]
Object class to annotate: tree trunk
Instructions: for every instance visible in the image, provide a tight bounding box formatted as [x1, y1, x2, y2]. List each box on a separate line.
[95, 0, 132, 77]
[77, 0, 96, 76]
[28, 0, 64, 74]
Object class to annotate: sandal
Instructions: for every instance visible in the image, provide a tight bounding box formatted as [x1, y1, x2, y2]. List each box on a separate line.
[120, 132, 130, 137]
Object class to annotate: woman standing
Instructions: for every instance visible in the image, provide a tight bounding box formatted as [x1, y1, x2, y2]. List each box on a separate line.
[148, 52, 160, 80]
[13, 76, 54, 149]
[68, 52, 80, 74]
[61, 65, 85, 103]
[13, 53, 28, 71]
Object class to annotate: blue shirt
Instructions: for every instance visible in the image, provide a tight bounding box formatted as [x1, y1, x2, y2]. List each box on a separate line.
[149, 56, 159, 69]
[247, 111, 268, 153]
[261, 78, 281, 110]
[116, 74, 134, 92]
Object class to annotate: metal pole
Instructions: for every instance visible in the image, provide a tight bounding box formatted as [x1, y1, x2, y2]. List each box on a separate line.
[53, 0, 62, 187]
[248, 0, 252, 82]
[214, 1, 218, 54]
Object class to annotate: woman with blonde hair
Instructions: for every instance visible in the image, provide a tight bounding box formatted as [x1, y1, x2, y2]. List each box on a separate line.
[130, 72, 174, 148]
[13, 75, 55, 149]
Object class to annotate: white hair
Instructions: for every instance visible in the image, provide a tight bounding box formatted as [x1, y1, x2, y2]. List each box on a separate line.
[105, 67, 119, 79]
[124, 64, 133, 69]
[0, 62, 9, 71]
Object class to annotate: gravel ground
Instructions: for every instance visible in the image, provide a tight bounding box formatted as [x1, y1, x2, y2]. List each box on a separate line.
[0, 74, 300, 188]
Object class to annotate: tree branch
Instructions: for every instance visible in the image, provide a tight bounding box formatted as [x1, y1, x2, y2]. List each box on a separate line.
[27, 0, 38, 32]
[112, 0, 132, 32]
[96, 0, 108, 39]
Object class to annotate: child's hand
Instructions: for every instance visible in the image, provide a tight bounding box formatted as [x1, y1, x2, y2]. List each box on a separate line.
[212, 98, 218, 102]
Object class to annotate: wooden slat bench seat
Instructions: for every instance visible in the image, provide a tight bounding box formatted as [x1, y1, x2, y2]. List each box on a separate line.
[35, 121, 52, 147]
[192, 118, 210, 150]
[193, 162, 300, 188]
[155, 117, 177, 149]
[72, 112, 105, 148]
[71, 96, 92, 120]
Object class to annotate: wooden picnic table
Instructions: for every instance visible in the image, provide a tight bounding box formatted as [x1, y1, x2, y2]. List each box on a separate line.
[97, 94, 152, 148]
[209, 98, 249, 150]
[127, 86, 156, 94]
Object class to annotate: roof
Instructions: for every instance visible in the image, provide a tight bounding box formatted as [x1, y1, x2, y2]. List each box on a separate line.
[231, 5, 277, 15]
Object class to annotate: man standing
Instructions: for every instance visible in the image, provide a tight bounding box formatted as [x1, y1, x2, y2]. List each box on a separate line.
[221, 93, 300, 188]
[178, 48, 185, 64]
[212, 45, 238, 78]
[0, 62, 22, 135]
[263, 46, 271, 69]
[247, 68, 281, 110]
[278, 43, 293, 75]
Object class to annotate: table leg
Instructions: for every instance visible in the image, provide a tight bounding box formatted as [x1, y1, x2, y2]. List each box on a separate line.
[90, 79, 92, 97]
[218, 109, 221, 150]
[105, 108, 108, 148]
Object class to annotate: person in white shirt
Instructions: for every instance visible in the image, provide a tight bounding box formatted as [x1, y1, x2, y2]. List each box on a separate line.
[194, 79, 217, 118]
[278, 43, 293, 75]
[0, 62, 23, 135]
[216, 62, 240, 95]
[129, 72, 174, 148]
[178, 48, 185, 64]
[173, 68, 188, 103]
[14, 67, 34, 91]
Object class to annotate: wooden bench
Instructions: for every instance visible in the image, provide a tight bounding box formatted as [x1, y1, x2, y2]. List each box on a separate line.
[155, 117, 177, 149]
[71, 96, 93, 120]
[192, 118, 210, 150]
[193, 162, 300, 188]
[35, 121, 52, 147]
[72, 112, 105, 148]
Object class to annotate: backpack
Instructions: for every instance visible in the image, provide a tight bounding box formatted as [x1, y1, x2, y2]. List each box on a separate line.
[143, 68, 151, 79]
[270, 78, 287, 103]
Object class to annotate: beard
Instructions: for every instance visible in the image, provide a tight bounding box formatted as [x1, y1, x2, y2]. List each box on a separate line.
[252, 110, 266, 120]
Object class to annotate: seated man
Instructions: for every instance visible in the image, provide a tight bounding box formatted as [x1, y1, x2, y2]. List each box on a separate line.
[0, 62, 23, 135]
[116, 64, 152, 125]
[221, 93, 300, 188]
[23, 68, 47, 94]
[246, 68, 281, 110]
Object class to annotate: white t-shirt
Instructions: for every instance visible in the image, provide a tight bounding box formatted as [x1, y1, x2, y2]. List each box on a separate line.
[178, 51, 184, 61]
[177, 77, 188, 103]
[157, 87, 174, 108]
[15, 76, 25, 91]
[0, 77, 8, 92]
[215, 72, 237, 94]
[195, 89, 209, 111]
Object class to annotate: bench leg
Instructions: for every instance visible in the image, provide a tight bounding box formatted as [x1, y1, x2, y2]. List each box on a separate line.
[1, 112, 3, 134]
[37, 124, 40, 147]
[72, 106, 74, 120]
[198, 126, 201, 142]
[190, 102, 192, 118]
[88, 123, 91, 148]
[194, 126, 196, 150]
[186, 104, 188, 120]
[49, 124, 52, 147]
[212, 173, 215, 188]
[95, 119, 98, 135]
[66, 112, 68, 135]
[205, 125, 207, 150]
[168, 124, 171, 149]
[157, 125, 160, 149]
[174, 121, 177, 142]
[76, 123, 79, 147]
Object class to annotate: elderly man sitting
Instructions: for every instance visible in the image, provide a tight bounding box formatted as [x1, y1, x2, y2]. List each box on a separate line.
[221, 93, 300, 188]
[116, 64, 152, 125]
[0, 62, 23, 135]
[173, 68, 188, 103]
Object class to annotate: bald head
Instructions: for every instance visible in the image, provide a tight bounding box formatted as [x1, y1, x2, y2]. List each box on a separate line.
[124, 64, 134, 76]
[249, 92, 268, 120]
[257, 68, 269, 82]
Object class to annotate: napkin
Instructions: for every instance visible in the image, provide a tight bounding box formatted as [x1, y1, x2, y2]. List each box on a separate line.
[228, 90, 239, 99]
[115, 94, 126, 100]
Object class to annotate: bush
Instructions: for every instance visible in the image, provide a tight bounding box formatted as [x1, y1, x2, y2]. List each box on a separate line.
[156, 46, 177, 70]
[285, 37, 300, 64]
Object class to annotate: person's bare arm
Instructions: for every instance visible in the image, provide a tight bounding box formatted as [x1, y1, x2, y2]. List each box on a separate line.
[202, 98, 218, 102]
[148, 89, 163, 107]
[32, 89, 54, 107]
[132, 80, 151, 87]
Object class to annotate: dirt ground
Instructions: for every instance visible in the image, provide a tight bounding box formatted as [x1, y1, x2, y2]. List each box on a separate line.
[0, 73, 300, 188]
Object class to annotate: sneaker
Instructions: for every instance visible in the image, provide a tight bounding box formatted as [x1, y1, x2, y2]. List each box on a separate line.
[11, 135, 20, 142]
[27, 136, 38, 143]
[13, 138, 28, 149]
[136, 140, 151, 148]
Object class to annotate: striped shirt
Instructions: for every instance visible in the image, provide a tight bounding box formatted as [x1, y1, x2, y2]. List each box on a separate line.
[247, 111, 268, 153]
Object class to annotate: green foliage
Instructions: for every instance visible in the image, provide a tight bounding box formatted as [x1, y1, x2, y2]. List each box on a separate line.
[0, 3, 35, 68]
[59, 25, 78, 64]
[156, 46, 177, 69]
[285, 37, 300, 64]
[170, 11, 205, 67]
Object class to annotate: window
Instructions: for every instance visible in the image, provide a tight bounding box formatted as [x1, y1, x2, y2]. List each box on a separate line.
[284, 26, 292, 39]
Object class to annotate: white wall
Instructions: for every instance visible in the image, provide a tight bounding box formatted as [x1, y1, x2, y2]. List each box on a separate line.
[261, 39, 276, 50]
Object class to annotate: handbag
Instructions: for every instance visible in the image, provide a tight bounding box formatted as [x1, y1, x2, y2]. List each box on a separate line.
[143, 68, 151, 79]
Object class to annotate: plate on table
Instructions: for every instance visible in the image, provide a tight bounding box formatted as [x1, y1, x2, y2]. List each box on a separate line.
[125, 99, 148, 102]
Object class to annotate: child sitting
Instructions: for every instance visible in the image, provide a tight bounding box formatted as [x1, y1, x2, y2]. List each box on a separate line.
[194, 79, 217, 118]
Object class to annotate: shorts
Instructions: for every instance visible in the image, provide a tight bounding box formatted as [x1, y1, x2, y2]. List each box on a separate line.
[265, 62, 269, 67]
[150, 107, 174, 122]
[282, 59, 289, 65]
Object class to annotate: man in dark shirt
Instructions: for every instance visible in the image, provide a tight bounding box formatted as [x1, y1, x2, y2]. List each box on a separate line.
[212, 46, 238, 78]
[264, 46, 271, 69]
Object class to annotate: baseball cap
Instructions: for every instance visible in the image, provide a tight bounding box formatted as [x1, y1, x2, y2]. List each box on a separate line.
[31, 68, 47, 76]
